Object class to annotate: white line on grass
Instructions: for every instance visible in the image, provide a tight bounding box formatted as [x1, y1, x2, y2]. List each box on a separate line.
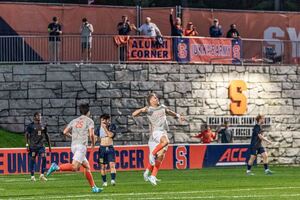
[11, 186, 300, 200]
[130, 193, 300, 200]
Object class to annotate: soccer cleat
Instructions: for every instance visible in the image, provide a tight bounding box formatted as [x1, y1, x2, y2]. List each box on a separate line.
[111, 180, 116, 186]
[148, 175, 157, 186]
[92, 186, 103, 193]
[149, 154, 156, 166]
[246, 171, 255, 176]
[30, 176, 36, 182]
[153, 176, 161, 182]
[102, 182, 108, 187]
[143, 171, 149, 182]
[265, 169, 273, 175]
[46, 163, 59, 177]
[39, 174, 47, 181]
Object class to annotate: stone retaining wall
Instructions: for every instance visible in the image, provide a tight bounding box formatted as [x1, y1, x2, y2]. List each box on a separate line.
[0, 64, 299, 164]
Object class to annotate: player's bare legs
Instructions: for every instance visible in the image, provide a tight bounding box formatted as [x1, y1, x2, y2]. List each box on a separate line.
[100, 164, 108, 186]
[82, 160, 100, 188]
[146, 148, 166, 185]
[149, 135, 169, 165]
[109, 162, 117, 185]
[246, 155, 256, 175]
[39, 152, 47, 181]
[261, 152, 272, 174]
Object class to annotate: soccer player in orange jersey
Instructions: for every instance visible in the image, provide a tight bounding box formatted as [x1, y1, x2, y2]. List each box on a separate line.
[132, 93, 185, 186]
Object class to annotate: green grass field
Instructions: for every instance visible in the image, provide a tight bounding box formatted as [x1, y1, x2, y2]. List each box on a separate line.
[0, 166, 299, 200]
[0, 128, 25, 148]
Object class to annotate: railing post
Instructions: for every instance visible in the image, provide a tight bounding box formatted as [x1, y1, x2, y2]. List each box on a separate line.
[22, 36, 25, 65]
[136, 5, 141, 36]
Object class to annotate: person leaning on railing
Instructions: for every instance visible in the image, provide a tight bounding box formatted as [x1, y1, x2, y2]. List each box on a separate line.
[184, 22, 199, 36]
[117, 15, 132, 35]
[209, 18, 222, 38]
[116, 15, 132, 62]
[48, 16, 62, 64]
[226, 23, 240, 39]
[169, 8, 183, 36]
[131, 17, 162, 37]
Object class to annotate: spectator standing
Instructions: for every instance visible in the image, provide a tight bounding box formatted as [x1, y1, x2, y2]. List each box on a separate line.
[80, 18, 94, 64]
[184, 22, 199, 36]
[132, 17, 161, 37]
[226, 24, 240, 39]
[117, 15, 132, 61]
[117, 15, 132, 35]
[193, 124, 217, 144]
[217, 121, 234, 143]
[169, 8, 183, 36]
[209, 18, 222, 38]
[48, 17, 62, 64]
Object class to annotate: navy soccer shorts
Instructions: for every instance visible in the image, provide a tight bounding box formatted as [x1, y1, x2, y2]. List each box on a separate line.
[98, 145, 116, 165]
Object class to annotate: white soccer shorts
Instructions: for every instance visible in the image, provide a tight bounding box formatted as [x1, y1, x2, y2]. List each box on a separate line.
[71, 144, 88, 164]
[148, 130, 168, 154]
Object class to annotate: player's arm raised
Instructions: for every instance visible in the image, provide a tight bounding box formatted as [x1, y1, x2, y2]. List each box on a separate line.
[132, 106, 148, 117]
[165, 108, 185, 122]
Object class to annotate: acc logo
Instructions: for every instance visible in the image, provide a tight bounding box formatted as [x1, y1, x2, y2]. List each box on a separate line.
[219, 148, 247, 162]
[229, 80, 247, 115]
[177, 43, 188, 59]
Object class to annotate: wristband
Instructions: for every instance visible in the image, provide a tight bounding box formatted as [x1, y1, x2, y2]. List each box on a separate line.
[176, 113, 181, 119]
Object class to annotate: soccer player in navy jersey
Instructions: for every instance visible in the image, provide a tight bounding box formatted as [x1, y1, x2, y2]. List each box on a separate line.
[95, 114, 117, 187]
[246, 114, 273, 175]
[25, 112, 51, 181]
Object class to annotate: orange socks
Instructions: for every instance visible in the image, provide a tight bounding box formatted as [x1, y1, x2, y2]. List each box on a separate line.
[152, 143, 165, 156]
[151, 160, 162, 177]
[59, 163, 73, 171]
[146, 163, 154, 172]
[85, 171, 95, 187]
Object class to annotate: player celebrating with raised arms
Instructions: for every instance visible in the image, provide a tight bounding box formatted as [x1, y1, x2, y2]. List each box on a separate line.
[132, 93, 185, 186]
[25, 112, 51, 182]
[95, 114, 117, 187]
[46, 103, 102, 193]
[246, 114, 273, 175]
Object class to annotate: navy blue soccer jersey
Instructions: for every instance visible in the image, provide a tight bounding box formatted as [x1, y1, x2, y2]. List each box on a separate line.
[250, 124, 262, 148]
[95, 124, 117, 139]
[26, 122, 47, 149]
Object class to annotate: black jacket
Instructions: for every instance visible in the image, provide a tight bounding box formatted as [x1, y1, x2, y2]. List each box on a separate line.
[170, 14, 183, 36]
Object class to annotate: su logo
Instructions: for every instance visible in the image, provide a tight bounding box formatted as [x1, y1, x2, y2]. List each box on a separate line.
[229, 80, 247, 115]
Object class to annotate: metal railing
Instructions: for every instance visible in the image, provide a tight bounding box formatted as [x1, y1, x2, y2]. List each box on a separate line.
[0, 35, 299, 65]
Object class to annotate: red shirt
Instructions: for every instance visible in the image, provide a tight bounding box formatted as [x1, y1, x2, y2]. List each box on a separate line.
[194, 129, 216, 144]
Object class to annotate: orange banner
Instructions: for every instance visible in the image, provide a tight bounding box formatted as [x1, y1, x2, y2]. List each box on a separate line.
[189, 37, 232, 63]
[127, 37, 173, 61]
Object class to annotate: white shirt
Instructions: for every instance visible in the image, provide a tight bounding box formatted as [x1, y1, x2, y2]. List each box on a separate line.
[138, 23, 161, 37]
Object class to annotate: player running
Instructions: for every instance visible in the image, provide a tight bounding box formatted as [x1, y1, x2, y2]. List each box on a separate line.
[132, 93, 185, 186]
[25, 112, 51, 182]
[246, 114, 273, 175]
[46, 103, 102, 193]
[95, 114, 117, 187]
